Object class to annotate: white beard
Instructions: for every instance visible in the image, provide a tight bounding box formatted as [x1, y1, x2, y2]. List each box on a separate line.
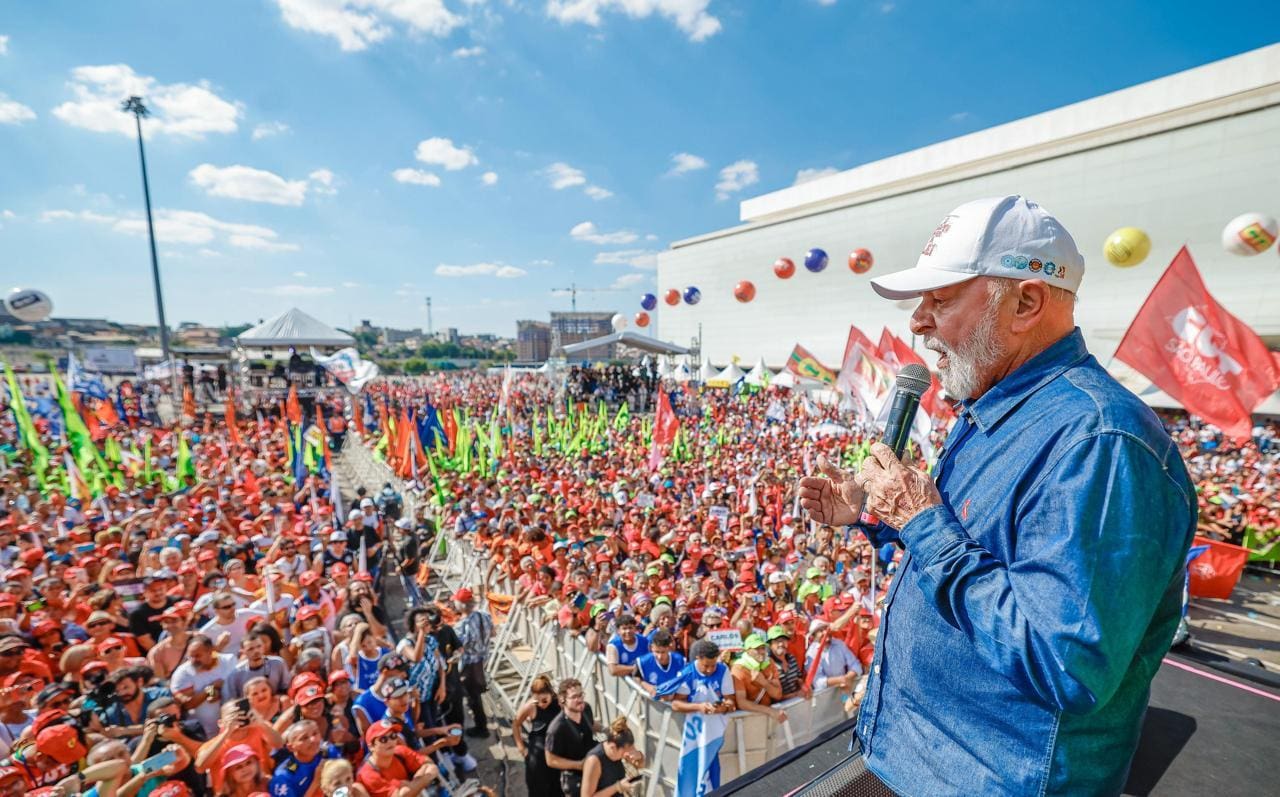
[925, 307, 1005, 400]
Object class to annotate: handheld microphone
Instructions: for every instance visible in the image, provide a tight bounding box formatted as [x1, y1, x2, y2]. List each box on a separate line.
[881, 364, 932, 458]
[858, 364, 932, 526]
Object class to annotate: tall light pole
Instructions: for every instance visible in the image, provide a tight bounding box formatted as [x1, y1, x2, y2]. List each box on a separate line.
[121, 96, 180, 401]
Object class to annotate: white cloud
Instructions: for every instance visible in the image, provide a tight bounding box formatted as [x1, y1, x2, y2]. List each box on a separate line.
[570, 221, 638, 245]
[292, 270, 309, 277]
[434, 262, 527, 278]
[545, 162, 612, 199]
[2, 210, 14, 219]
[715, 159, 758, 200]
[41, 207, 298, 252]
[415, 136, 479, 171]
[273, 0, 461, 52]
[529, 258, 554, 267]
[793, 166, 838, 186]
[452, 45, 485, 58]
[309, 168, 338, 195]
[480, 170, 498, 186]
[610, 273, 650, 290]
[392, 168, 441, 186]
[52, 64, 241, 138]
[0, 93, 35, 124]
[594, 249, 659, 269]
[0, 35, 8, 55]
[198, 248, 222, 257]
[545, 0, 721, 42]
[667, 152, 706, 176]
[189, 164, 309, 206]
[252, 121, 290, 140]
[250, 284, 335, 296]
[545, 162, 585, 190]
[949, 111, 970, 122]
[341, 281, 361, 288]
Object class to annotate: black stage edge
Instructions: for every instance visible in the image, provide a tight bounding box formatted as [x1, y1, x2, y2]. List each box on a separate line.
[717, 653, 1280, 797]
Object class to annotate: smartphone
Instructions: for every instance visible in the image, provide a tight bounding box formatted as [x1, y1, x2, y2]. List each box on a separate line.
[139, 749, 178, 774]
[23, 598, 46, 612]
[448, 727, 463, 737]
[75, 542, 97, 555]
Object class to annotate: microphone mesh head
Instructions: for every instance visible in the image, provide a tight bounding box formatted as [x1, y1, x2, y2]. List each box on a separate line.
[896, 363, 932, 398]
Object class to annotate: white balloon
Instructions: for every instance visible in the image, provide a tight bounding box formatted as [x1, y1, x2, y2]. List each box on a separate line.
[1221, 212, 1278, 256]
[610, 313, 628, 332]
[4, 288, 53, 322]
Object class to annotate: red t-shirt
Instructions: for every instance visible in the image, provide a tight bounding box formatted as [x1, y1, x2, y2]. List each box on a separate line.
[357, 745, 427, 797]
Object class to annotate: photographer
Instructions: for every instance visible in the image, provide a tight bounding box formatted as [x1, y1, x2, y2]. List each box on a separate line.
[98, 666, 170, 740]
[194, 701, 284, 796]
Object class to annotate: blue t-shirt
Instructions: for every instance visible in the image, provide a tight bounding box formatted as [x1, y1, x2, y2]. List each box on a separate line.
[608, 634, 649, 668]
[354, 648, 389, 690]
[637, 651, 686, 688]
[268, 744, 342, 797]
[353, 688, 387, 725]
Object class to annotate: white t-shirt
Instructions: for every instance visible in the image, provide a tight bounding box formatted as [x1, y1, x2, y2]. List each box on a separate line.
[199, 609, 264, 655]
[170, 653, 237, 736]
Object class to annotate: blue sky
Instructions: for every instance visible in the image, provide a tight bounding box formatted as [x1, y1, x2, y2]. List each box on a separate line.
[1, 1, 1276, 336]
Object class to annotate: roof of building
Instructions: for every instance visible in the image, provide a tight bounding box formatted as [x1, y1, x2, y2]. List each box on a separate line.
[560, 330, 690, 357]
[235, 308, 354, 347]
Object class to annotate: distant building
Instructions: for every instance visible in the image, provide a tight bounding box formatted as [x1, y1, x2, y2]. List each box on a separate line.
[436, 327, 460, 344]
[551, 311, 614, 360]
[516, 320, 551, 362]
[381, 326, 422, 345]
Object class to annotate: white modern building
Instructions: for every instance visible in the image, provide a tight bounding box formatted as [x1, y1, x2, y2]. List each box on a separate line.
[656, 44, 1280, 387]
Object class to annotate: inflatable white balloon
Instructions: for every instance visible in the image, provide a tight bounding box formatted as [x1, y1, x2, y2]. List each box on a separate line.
[1221, 212, 1278, 256]
[610, 313, 628, 332]
[4, 288, 53, 322]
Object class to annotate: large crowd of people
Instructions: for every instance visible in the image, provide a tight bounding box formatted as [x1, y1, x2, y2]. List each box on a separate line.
[0, 363, 1272, 797]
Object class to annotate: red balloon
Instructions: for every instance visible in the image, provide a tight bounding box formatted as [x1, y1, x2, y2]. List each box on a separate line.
[663, 289, 680, 306]
[733, 280, 756, 303]
[848, 248, 874, 274]
[773, 257, 796, 279]
[634, 311, 650, 328]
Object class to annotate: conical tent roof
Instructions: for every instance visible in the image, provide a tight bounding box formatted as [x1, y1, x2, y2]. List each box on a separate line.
[698, 358, 718, 383]
[744, 356, 773, 386]
[716, 361, 746, 383]
[235, 308, 354, 347]
[673, 362, 693, 382]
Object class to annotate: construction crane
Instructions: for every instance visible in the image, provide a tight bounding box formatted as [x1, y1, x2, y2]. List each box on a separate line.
[550, 282, 620, 312]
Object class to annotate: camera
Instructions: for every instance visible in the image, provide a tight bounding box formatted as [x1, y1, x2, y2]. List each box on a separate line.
[155, 713, 177, 728]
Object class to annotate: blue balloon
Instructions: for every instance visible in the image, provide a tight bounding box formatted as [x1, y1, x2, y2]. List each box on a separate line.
[804, 247, 829, 273]
[640, 293, 657, 311]
[683, 286, 701, 305]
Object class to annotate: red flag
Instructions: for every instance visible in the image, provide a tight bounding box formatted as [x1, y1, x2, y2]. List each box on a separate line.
[649, 389, 679, 470]
[1115, 247, 1280, 441]
[285, 383, 303, 427]
[1188, 536, 1249, 599]
[225, 391, 243, 447]
[842, 325, 876, 371]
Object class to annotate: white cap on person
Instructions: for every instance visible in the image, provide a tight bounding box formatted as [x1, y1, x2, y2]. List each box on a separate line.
[870, 195, 1085, 300]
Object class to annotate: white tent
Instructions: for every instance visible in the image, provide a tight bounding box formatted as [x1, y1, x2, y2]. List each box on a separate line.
[707, 361, 746, 388]
[698, 358, 718, 383]
[235, 308, 354, 348]
[743, 356, 773, 387]
[673, 362, 693, 382]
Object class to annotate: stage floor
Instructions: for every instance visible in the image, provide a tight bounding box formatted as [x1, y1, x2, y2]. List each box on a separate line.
[718, 652, 1280, 797]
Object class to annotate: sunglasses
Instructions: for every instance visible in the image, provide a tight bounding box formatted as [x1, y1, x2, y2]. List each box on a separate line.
[371, 734, 398, 745]
[102, 646, 124, 655]
[215, 604, 235, 610]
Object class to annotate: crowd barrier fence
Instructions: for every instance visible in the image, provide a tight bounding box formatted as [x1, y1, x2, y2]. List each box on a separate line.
[339, 442, 854, 796]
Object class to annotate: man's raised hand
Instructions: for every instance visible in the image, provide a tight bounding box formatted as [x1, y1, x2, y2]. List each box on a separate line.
[797, 454, 866, 527]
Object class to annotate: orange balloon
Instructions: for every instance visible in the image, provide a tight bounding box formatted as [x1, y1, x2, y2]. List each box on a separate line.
[634, 311, 650, 327]
[733, 280, 756, 303]
[848, 248, 873, 274]
[663, 289, 680, 306]
[773, 257, 796, 279]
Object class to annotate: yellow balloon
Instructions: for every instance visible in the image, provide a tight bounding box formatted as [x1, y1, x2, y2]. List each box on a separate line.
[1104, 227, 1151, 267]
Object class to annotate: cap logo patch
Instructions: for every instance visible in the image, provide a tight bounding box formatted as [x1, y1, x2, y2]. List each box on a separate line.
[921, 215, 957, 256]
[1028, 258, 1042, 272]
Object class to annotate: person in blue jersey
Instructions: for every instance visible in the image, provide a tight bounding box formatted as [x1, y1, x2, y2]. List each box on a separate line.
[604, 614, 649, 678]
[634, 629, 685, 697]
[656, 639, 736, 714]
[268, 719, 342, 797]
[352, 654, 410, 736]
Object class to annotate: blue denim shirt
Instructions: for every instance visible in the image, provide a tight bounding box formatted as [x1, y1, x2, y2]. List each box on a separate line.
[856, 328, 1195, 796]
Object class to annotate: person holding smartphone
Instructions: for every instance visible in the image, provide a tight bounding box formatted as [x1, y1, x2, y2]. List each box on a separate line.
[193, 700, 283, 795]
[580, 717, 645, 797]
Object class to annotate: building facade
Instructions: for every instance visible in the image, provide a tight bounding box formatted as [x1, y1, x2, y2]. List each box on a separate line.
[656, 45, 1280, 385]
[516, 320, 551, 362]
[551, 311, 615, 360]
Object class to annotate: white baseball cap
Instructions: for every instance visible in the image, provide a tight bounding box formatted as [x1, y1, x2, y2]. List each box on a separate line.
[870, 195, 1085, 300]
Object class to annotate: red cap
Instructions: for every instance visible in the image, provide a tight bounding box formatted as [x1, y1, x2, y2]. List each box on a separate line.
[453, 588, 474, 603]
[299, 571, 319, 586]
[330, 562, 349, 575]
[80, 660, 109, 678]
[96, 636, 124, 655]
[296, 605, 321, 622]
[296, 684, 325, 705]
[327, 669, 350, 686]
[32, 620, 61, 638]
[36, 723, 87, 765]
[289, 672, 324, 700]
[364, 719, 401, 745]
[149, 781, 193, 797]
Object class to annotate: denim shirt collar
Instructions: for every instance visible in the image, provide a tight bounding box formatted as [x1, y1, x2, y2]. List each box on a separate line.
[958, 327, 1090, 433]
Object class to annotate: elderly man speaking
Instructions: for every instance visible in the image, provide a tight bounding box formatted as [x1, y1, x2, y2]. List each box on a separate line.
[800, 196, 1195, 796]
